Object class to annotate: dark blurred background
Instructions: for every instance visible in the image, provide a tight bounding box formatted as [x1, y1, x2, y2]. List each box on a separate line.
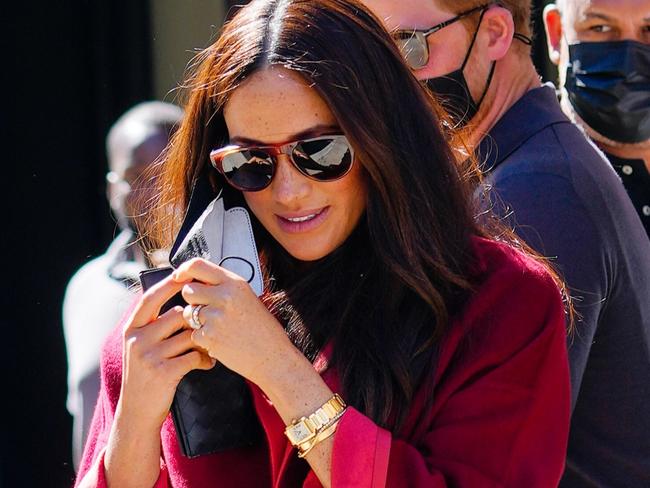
[4, 1, 555, 486]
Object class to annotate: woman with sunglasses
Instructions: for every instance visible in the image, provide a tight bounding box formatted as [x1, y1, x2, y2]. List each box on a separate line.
[75, 0, 570, 487]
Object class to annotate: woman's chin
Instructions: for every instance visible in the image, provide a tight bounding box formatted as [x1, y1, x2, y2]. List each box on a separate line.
[283, 245, 330, 262]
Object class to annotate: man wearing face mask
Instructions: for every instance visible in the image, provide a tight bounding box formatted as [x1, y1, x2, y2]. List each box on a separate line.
[361, 1, 650, 486]
[540, 2, 650, 486]
[62, 101, 183, 469]
[544, 0, 650, 237]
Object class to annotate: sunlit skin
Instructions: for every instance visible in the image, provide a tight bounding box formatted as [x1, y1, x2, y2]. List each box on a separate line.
[223, 66, 368, 262]
[360, 0, 539, 147]
[545, 0, 650, 167]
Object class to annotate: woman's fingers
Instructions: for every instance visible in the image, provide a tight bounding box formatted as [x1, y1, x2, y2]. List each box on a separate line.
[172, 258, 232, 285]
[180, 281, 237, 310]
[169, 350, 216, 377]
[128, 275, 186, 329]
[124, 304, 188, 348]
[147, 306, 190, 341]
[190, 319, 222, 354]
[126, 307, 212, 360]
[157, 329, 196, 359]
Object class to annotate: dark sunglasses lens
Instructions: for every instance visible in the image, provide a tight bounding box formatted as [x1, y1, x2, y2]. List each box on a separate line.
[395, 34, 428, 69]
[292, 138, 353, 180]
[221, 149, 273, 191]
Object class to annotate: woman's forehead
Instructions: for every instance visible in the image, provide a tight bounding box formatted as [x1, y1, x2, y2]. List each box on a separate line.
[223, 66, 338, 143]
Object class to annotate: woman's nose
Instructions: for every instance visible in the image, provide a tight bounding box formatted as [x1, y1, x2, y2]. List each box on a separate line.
[270, 154, 311, 206]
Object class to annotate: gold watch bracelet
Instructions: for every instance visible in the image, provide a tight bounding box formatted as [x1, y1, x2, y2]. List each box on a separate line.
[284, 393, 347, 457]
[297, 408, 347, 458]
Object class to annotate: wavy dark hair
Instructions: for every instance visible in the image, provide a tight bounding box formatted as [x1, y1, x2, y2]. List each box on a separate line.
[145, 0, 557, 432]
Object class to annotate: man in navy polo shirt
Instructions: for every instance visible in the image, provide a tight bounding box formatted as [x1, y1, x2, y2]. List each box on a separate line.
[361, 1, 650, 485]
[544, 0, 650, 238]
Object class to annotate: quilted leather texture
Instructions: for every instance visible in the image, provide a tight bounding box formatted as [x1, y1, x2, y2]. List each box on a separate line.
[171, 365, 262, 458]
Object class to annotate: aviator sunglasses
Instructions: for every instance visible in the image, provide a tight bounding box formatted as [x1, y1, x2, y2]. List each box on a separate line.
[209, 134, 355, 192]
[393, 3, 492, 69]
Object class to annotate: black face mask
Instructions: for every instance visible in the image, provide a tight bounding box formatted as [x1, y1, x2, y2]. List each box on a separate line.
[424, 8, 495, 128]
[565, 40, 650, 144]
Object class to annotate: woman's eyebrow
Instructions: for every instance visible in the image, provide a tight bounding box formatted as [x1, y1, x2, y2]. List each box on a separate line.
[229, 124, 341, 145]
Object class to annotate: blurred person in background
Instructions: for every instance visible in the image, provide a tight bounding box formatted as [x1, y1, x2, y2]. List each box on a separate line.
[62, 100, 183, 469]
[360, 1, 650, 487]
[545, 0, 650, 238]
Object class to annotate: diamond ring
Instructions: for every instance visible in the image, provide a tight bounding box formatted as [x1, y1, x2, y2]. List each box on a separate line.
[188, 304, 206, 330]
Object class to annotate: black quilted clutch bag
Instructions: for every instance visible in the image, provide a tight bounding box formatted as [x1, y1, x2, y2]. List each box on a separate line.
[140, 267, 262, 458]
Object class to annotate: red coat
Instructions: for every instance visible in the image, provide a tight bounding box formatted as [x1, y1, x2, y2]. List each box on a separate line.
[75, 237, 570, 487]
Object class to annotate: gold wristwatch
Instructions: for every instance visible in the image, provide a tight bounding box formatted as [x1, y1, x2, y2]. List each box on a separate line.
[284, 393, 347, 448]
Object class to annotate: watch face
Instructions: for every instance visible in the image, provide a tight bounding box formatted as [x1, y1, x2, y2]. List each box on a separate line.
[292, 422, 312, 441]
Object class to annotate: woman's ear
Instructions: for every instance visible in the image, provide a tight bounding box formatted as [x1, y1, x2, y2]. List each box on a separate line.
[482, 6, 516, 61]
[543, 4, 563, 66]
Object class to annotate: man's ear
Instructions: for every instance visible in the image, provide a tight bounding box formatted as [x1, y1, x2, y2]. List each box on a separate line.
[543, 4, 562, 65]
[482, 5, 516, 61]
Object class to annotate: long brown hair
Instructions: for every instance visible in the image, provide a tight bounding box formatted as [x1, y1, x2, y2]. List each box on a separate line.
[145, 0, 561, 432]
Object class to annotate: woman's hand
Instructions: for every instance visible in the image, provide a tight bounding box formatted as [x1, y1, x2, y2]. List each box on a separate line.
[119, 275, 216, 431]
[173, 258, 338, 487]
[102, 275, 215, 488]
[172, 258, 296, 387]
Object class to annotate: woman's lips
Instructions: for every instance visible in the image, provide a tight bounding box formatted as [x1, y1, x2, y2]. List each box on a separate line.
[275, 206, 330, 233]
